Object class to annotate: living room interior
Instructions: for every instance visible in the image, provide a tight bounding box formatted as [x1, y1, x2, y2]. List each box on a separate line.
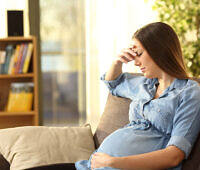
[0, 0, 200, 170]
[0, 0, 157, 131]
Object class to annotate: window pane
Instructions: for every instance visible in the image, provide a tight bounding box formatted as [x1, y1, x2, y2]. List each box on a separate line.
[40, 0, 86, 126]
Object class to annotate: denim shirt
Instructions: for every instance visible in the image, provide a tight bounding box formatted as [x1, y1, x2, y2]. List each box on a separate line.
[75, 73, 200, 170]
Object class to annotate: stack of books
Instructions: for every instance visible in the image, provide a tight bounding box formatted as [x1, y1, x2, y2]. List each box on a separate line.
[6, 82, 34, 112]
[0, 43, 33, 74]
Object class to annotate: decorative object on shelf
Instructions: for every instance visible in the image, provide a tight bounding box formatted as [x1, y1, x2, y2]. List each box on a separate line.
[7, 10, 24, 36]
[6, 82, 34, 112]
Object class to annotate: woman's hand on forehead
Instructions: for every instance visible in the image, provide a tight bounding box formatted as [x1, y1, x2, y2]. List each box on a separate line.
[128, 41, 144, 56]
[115, 40, 143, 64]
[128, 42, 137, 50]
[128, 48, 138, 58]
[128, 45, 140, 56]
[116, 48, 137, 64]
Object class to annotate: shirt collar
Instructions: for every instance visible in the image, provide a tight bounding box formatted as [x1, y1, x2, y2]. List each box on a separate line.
[144, 78, 158, 89]
[168, 78, 188, 91]
[144, 77, 188, 91]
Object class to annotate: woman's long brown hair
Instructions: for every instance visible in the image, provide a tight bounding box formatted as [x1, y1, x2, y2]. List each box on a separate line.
[133, 22, 188, 79]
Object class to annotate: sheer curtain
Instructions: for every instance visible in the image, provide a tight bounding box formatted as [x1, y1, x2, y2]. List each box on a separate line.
[85, 0, 157, 131]
[40, 0, 86, 126]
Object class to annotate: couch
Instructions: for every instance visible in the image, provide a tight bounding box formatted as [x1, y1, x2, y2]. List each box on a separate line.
[1, 78, 200, 170]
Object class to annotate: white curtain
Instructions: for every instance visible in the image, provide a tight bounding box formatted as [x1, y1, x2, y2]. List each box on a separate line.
[86, 0, 157, 132]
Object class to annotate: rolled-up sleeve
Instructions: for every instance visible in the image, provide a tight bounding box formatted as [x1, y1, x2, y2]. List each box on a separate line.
[166, 84, 200, 159]
[100, 73, 143, 99]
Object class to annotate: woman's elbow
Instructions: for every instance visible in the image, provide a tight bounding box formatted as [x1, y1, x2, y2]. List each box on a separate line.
[171, 156, 184, 167]
[169, 146, 185, 167]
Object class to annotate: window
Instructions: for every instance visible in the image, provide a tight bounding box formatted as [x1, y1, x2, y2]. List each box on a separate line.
[40, 0, 86, 126]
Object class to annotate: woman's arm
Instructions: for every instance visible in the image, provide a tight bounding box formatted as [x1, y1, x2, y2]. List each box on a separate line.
[105, 60, 123, 81]
[112, 146, 184, 170]
[91, 146, 185, 170]
[105, 48, 136, 81]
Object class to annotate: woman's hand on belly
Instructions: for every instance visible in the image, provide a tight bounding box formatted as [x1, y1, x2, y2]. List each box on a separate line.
[91, 152, 114, 169]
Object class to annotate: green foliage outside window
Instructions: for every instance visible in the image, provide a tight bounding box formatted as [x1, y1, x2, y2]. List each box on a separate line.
[151, 0, 200, 77]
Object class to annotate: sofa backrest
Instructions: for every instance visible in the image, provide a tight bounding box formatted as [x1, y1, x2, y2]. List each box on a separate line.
[94, 77, 200, 170]
[93, 94, 130, 148]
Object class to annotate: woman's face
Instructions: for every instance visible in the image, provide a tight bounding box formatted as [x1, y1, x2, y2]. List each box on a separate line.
[131, 38, 162, 79]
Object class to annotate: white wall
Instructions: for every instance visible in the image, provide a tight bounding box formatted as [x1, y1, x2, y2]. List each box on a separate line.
[0, 0, 29, 38]
[85, 0, 158, 132]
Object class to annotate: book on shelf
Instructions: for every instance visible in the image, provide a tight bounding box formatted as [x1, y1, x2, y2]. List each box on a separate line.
[11, 44, 21, 74]
[19, 43, 28, 73]
[0, 50, 6, 73]
[15, 43, 24, 74]
[6, 82, 34, 112]
[0, 43, 33, 75]
[23, 43, 33, 73]
[4, 45, 14, 74]
[7, 51, 15, 74]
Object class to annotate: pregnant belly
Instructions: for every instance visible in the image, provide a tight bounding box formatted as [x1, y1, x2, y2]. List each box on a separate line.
[97, 126, 167, 157]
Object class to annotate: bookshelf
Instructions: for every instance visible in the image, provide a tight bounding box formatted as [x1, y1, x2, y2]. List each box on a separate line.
[0, 36, 39, 129]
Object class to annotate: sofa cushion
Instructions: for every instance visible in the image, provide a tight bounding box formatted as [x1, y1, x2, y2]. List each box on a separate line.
[93, 94, 131, 148]
[26, 163, 76, 170]
[0, 124, 95, 170]
[182, 134, 200, 170]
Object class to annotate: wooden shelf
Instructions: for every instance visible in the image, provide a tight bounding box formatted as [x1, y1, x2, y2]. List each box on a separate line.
[0, 36, 34, 42]
[0, 36, 39, 128]
[0, 111, 35, 116]
[0, 73, 34, 79]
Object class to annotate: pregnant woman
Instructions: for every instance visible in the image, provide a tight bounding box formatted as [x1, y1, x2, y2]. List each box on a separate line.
[75, 22, 200, 170]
